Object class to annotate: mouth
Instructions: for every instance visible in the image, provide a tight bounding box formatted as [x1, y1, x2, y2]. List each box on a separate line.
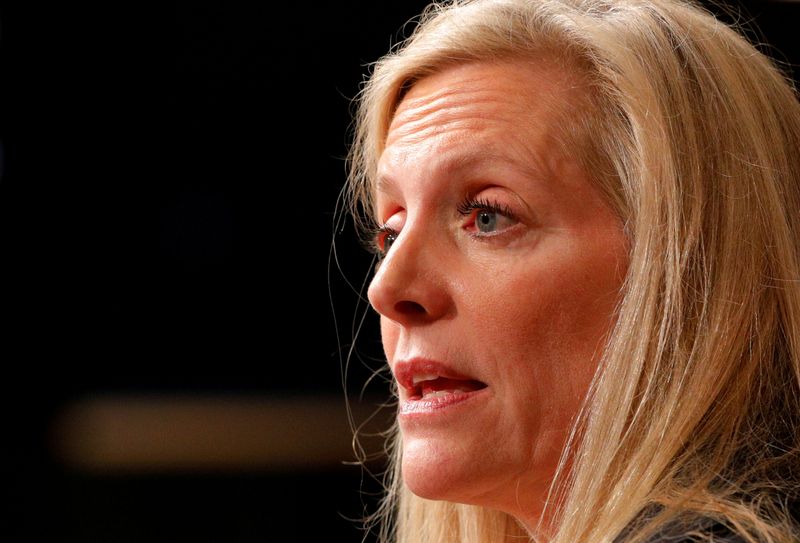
[406, 375, 487, 401]
[394, 358, 488, 402]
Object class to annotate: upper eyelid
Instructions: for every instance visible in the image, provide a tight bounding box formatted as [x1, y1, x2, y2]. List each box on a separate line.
[375, 224, 399, 239]
[368, 224, 399, 254]
[368, 196, 517, 253]
[377, 198, 516, 233]
[457, 195, 519, 221]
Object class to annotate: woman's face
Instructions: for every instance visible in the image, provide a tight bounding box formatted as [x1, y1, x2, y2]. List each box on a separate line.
[367, 61, 629, 525]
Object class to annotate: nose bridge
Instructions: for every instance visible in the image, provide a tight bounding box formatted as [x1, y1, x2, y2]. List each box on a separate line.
[367, 217, 449, 324]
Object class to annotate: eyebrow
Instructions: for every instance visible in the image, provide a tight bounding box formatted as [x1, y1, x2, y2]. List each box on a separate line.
[375, 149, 549, 196]
[375, 174, 398, 196]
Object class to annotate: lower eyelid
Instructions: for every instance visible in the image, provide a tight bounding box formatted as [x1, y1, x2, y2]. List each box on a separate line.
[465, 221, 524, 240]
[469, 228, 515, 238]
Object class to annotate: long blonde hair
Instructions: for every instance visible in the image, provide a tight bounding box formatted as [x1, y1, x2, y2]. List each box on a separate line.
[345, 1, 800, 542]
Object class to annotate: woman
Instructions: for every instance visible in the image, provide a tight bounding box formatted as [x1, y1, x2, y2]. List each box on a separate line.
[344, 1, 800, 541]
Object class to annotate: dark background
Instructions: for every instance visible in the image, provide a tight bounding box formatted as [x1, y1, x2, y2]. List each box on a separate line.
[0, 1, 797, 541]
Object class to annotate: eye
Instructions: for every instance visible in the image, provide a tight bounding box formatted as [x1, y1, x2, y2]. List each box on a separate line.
[475, 209, 505, 233]
[368, 224, 399, 257]
[382, 230, 398, 253]
[457, 196, 519, 235]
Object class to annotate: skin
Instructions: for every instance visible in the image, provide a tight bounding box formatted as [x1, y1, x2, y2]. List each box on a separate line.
[366, 60, 629, 534]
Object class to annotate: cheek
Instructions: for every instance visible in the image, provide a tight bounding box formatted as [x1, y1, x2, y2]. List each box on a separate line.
[473, 239, 626, 396]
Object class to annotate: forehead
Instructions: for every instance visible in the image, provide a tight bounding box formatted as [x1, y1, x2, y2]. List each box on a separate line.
[389, 60, 571, 139]
[377, 60, 581, 195]
[397, 59, 564, 110]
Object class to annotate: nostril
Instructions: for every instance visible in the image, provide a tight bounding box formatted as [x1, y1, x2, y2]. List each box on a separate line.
[395, 300, 426, 315]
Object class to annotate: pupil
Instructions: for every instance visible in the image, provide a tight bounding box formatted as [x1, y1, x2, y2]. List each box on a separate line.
[477, 212, 496, 232]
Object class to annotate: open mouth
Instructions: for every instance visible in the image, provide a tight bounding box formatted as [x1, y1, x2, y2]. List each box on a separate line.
[408, 375, 488, 401]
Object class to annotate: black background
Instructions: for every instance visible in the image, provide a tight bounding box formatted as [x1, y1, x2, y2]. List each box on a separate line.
[0, 1, 797, 541]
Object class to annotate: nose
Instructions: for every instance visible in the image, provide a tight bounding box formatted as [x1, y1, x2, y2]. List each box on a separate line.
[366, 224, 452, 326]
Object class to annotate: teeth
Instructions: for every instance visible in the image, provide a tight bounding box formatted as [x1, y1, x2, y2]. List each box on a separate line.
[412, 373, 439, 386]
[421, 389, 460, 399]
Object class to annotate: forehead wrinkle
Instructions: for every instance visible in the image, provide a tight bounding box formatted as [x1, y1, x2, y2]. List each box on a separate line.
[378, 63, 578, 213]
[393, 73, 503, 117]
[385, 118, 493, 152]
[388, 88, 517, 146]
[383, 111, 552, 183]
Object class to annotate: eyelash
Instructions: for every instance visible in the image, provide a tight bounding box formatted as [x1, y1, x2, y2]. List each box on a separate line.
[456, 195, 518, 223]
[367, 195, 518, 256]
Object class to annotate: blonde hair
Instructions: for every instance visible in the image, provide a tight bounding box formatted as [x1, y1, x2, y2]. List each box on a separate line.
[345, 1, 800, 542]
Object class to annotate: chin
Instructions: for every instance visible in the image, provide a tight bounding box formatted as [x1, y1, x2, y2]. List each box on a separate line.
[401, 435, 485, 504]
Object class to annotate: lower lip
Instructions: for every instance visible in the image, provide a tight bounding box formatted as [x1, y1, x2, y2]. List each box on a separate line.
[398, 388, 489, 419]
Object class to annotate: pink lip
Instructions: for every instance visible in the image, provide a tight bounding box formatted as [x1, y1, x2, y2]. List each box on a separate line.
[393, 358, 483, 393]
[398, 388, 489, 417]
[392, 357, 489, 418]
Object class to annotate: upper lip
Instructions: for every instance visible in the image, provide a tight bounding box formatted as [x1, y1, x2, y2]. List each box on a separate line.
[393, 357, 485, 394]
